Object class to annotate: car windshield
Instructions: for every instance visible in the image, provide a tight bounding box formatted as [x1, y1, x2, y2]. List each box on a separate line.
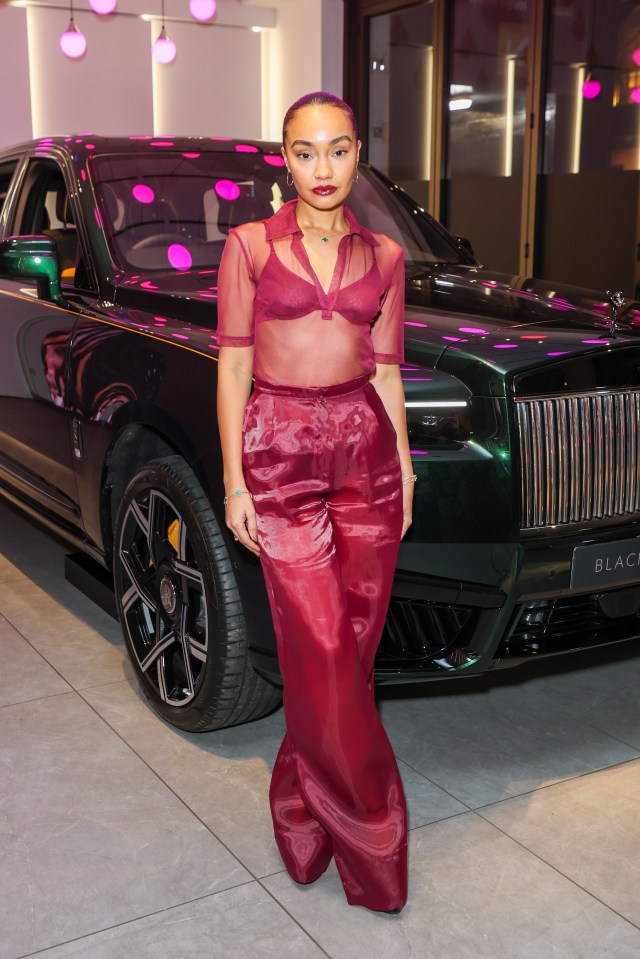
[91, 151, 464, 274]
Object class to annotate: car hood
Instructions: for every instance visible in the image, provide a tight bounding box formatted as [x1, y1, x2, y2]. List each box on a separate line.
[407, 263, 639, 333]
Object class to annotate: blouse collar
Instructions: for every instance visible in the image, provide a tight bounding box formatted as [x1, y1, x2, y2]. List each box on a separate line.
[265, 198, 379, 247]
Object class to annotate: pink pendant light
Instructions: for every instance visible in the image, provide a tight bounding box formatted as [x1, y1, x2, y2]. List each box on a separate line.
[60, 0, 87, 59]
[152, 0, 176, 64]
[189, 0, 216, 21]
[89, 0, 117, 13]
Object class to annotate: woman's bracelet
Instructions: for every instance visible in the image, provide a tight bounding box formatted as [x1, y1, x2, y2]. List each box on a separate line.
[223, 489, 253, 504]
[401, 473, 418, 486]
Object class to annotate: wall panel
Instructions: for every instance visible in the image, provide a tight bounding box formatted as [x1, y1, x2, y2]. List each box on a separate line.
[150, 20, 261, 137]
[26, 6, 153, 138]
[0, 8, 33, 147]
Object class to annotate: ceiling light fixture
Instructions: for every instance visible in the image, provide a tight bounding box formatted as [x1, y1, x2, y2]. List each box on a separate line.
[89, 0, 117, 14]
[60, 0, 87, 59]
[189, 0, 216, 22]
[152, 0, 176, 64]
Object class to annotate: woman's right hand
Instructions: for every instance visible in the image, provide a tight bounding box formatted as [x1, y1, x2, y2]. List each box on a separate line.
[225, 495, 260, 556]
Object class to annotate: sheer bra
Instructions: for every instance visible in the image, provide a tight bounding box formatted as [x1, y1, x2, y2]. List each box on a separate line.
[217, 199, 405, 388]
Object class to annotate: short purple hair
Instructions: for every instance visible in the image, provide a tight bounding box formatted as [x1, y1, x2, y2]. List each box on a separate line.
[282, 91, 358, 144]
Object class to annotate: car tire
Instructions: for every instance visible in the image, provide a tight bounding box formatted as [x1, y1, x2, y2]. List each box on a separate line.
[113, 455, 281, 731]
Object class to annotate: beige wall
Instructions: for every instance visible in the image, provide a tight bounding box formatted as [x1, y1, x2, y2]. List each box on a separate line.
[0, 7, 32, 146]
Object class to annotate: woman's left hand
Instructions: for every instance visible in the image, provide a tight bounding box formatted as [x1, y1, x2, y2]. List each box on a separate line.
[401, 482, 414, 539]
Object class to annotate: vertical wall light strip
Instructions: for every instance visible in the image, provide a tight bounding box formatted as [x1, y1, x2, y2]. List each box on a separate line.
[571, 64, 585, 174]
[151, 20, 161, 134]
[423, 45, 433, 182]
[504, 55, 515, 177]
[25, 5, 42, 138]
[260, 28, 272, 140]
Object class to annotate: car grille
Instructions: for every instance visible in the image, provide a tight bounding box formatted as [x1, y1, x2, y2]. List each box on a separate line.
[516, 390, 640, 529]
[502, 586, 640, 658]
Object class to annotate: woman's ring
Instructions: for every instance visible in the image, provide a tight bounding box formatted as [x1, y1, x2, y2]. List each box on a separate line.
[234, 535, 239, 541]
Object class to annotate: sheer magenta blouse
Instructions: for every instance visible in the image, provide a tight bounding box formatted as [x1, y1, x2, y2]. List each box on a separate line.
[216, 199, 405, 388]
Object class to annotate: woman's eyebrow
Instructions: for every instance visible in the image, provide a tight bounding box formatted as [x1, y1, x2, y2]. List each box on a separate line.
[290, 135, 353, 148]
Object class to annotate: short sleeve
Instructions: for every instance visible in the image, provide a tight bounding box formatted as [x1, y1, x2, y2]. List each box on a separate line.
[371, 247, 405, 364]
[216, 229, 256, 346]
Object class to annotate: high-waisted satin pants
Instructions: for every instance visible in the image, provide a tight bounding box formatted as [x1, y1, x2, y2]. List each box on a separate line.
[241, 373, 407, 911]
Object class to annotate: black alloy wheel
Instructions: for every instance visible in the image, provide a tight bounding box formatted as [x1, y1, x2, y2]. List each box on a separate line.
[113, 455, 281, 731]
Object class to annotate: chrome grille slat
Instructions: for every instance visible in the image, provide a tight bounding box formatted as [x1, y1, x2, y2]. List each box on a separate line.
[517, 390, 640, 529]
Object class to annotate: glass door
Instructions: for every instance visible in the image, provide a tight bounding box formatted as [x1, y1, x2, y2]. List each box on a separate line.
[538, 0, 640, 297]
[442, 0, 530, 274]
[367, 2, 435, 209]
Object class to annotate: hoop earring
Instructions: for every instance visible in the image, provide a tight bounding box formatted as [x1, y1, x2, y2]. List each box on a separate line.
[286, 171, 293, 187]
[353, 169, 359, 183]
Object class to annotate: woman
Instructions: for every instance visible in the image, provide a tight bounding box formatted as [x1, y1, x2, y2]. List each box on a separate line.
[216, 91, 416, 913]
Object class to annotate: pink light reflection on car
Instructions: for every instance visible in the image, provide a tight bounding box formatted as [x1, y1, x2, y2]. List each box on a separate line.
[582, 78, 601, 99]
[493, 343, 518, 349]
[132, 184, 155, 204]
[235, 144, 259, 153]
[405, 320, 428, 327]
[264, 155, 286, 167]
[183, 153, 201, 159]
[140, 280, 159, 290]
[167, 244, 193, 271]
[459, 326, 488, 334]
[215, 179, 241, 201]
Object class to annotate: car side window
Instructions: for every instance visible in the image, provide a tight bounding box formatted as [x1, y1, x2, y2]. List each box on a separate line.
[10, 158, 95, 292]
[0, 161, 20, 218]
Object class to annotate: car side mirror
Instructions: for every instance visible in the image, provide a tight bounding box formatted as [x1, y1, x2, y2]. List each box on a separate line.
[0, 235, 68, 306]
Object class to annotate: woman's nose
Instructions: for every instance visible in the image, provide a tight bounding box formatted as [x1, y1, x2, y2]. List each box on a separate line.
[315, 156, 332, 179]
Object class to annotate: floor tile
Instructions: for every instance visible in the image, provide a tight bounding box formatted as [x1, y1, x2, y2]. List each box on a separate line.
[26, 883, 326, 959]
[83, 679, 285, 878]
[480, 759, 640, 929]
[0, 576, 125, 690]
[498, 648, 640, 751]
[263, 812, 640, 959]
[379, 684, 640, 807]
[0, 693, 250, 959]
[0, 613, 70, 707]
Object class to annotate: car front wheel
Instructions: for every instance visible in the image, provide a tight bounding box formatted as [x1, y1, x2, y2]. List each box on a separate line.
[113, 455, 281, 731]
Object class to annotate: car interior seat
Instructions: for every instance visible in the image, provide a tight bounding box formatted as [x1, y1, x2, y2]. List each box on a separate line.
[41, 178, 79, 281]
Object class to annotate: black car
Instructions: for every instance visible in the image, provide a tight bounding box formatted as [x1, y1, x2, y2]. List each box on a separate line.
[1, 135, 639, 732]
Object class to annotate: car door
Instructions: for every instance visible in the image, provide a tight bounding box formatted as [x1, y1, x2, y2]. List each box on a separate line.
[0, 154, 86, 528]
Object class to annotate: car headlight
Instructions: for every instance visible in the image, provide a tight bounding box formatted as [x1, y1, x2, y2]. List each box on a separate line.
[405, 400, 472, 450]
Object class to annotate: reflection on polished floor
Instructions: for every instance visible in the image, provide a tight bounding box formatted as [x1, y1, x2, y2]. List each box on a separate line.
[4, 498, 640, 958]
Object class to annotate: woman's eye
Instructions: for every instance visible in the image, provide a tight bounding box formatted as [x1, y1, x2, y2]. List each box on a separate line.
[297, 152, 312, 160]
[333, 149, 348, 157]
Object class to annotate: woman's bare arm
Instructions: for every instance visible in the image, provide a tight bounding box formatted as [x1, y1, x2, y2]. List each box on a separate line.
[217, 345, 260, 554]
[368, 364, 414, 538]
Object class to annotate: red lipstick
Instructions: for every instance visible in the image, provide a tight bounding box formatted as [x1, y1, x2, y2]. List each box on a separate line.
[312, 186, 337, 196]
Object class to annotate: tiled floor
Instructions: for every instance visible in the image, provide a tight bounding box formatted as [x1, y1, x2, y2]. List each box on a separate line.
[4, 500, 640, 958]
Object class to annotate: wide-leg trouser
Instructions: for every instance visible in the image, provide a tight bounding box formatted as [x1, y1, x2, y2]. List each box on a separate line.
[241, 373, 407, 911]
